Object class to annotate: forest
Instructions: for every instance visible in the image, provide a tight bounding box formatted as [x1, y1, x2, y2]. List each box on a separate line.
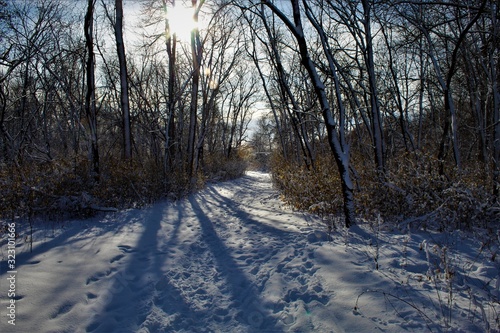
[0, 0, 499, 230]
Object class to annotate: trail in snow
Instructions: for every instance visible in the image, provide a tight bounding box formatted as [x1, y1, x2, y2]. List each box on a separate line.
[1, 171, 498, 332]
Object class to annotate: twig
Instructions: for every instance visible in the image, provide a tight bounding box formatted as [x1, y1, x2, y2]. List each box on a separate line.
[355, 289, 436, 332]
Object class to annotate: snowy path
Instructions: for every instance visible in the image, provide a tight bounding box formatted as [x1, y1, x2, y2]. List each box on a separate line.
[1, 171, 498, 332]
[1, 172, 334, 333]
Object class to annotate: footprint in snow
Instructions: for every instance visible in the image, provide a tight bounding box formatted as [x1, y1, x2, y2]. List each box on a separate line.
[50, 302, 74, 319]
[284, 288, 329, 305]
[86, 292, 97, 301]
[85, 267, 118, 285]
[110, 254, 125, 263]
[86, 272, 105, 285]
[299, 261, 318, 275]
[117, 244, 135, 253]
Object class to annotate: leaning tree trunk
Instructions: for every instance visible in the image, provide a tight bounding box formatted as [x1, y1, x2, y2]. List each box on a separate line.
[265, 0, 356, 227]
[259, 6, 314, 168]
[246, 23, 288, 159]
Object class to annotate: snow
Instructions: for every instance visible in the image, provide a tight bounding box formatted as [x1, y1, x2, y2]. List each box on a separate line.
[1, 171, 499, 332]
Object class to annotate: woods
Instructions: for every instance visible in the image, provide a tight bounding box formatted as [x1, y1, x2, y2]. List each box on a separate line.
[0, 0, 499, 229]
[248, 0, 500, 229]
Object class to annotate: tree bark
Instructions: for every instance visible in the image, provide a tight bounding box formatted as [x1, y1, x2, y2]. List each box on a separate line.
[114, 0, 132, 160]
[265, 0, 356, 227]
[84, 0, 99, 182]
[491, 0, 500, 198]
[187, 1, 204, 181]
[164, 0, 177, 172]
[361, 0, 385, 174]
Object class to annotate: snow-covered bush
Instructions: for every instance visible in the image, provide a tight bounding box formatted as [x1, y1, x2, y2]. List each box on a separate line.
[357, 153, 499, 230]
[203, 148, 249, 182]
[271, 150, 499, 231]
[0, 158, 94, 220]
[271, 154, 343, 218]
[0, 157, 178, 220]
[0, 149, 251, 222]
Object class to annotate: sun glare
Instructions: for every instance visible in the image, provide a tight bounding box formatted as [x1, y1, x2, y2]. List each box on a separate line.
[166, 5, 198, 42]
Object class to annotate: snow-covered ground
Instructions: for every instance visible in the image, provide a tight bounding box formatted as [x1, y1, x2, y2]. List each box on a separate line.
[1, 171, 499, 332]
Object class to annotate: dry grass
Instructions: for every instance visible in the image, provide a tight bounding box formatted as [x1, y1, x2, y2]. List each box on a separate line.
[0, 150, 250, 221]
[271, 151, 499, 230]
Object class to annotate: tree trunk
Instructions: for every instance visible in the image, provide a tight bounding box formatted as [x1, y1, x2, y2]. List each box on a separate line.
[187, 1, 203, 181]
[84, 0, 99, 182]
[491, 0, 500, 198]
[362, 0, 385, 174]
[164, 0, 177, 172]
[463, 50, 488, 164]
[266, 0, 356, 227]
[258, 6, 314, 168]
[247, 34, 287, 159]
[114, 0, 132, 160]
[380, 23, 415, 153]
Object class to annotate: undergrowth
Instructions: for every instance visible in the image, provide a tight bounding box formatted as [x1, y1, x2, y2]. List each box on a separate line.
[271, 151, 500, 231]
[351, 227, 500, 332]
[0, 152, 248, 221]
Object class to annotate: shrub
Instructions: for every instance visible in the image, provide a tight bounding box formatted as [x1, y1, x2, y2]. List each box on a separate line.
[203, 149, 249, 182]
[0, 149, 251, 222]
[357, 153, 499, 230]
[0, 156, 182, 220]
[271, 151, 500, 231]
[271, 154, 343, 218]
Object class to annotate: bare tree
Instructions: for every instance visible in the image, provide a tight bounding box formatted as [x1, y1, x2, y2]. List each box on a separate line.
[104, 0, 132, 160]
[375, 6, 417, 155]
[186, 0, 204, 181]
[361, 0, 385, 173]
[263, 0, 356, 227]
[488, 0, 500, 198]
[195, 7, 241, 172]
[397, 0, 487, 173]
[164, 0, 178, 172]
[84, 0, 99, 181]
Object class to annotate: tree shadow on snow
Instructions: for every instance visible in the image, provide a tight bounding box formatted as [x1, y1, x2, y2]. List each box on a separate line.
[205, 183, 300, 242]
[188, 195, 285, 332]
[85, 201, 205, 333]
[0, 215, 132, 271]
[85, 173, 300, 332]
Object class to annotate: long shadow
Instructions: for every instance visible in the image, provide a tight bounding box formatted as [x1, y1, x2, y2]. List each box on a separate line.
[0, 215, 130, 273]
[204, 184, 300, 243]
[188, 195, 284, 332]
[85, 201, 204, 333]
